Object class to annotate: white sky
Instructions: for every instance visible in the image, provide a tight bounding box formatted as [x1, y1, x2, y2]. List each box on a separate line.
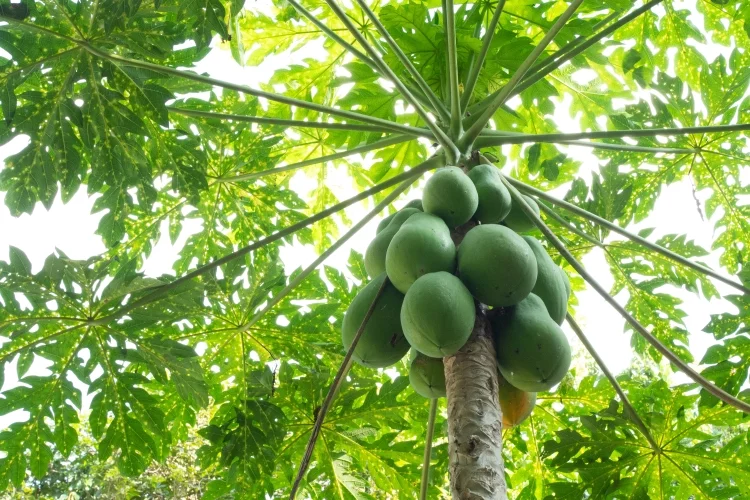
[0, 0, 745, 434]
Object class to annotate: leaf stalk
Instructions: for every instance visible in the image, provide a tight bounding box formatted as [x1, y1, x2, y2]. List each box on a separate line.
[419, 398, 439, 500]
[289, 276, 392, 499]
[499, 174, 750, 415]
[508, 178, 750, 295]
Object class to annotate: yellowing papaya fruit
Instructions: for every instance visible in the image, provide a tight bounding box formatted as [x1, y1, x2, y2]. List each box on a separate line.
[341, 273, 410, 368]
[492, 293, 571, 392]
[498, 373, 536, 428]
[523, 236, 568, 325]
[423, 167, 478, 228]
[365, 208, 421, 278]
[457, 224, 538, 307]
[504, 195, 540, 233]
[409, 352, 446, 398]
[385, 213, 456, 293]
[400, 272, 475, 358]
[467, 164, 512, 224]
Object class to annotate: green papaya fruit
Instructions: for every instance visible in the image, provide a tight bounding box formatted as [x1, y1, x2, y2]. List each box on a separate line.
[400, 272, 475, 358]
[385, 213, 456, 293]
[408, 347, 419, 365]
[423, 167, 479, 228]
[457, 224, 538, 307]
[365, 208, 421, 278]
[504, 195, 540, 233]
[409, 353, 446, 398]
[341, 273, 410, 368]
[498, 373, 536, 428]
[404, 199, 424, 211]
[492, 293, 571, 392]
[377, 200, 423, 234]
[522, 236, 568, 325]
[467, 164, 512, 224]
[560, 267, 571, 299]
[376, 212, 398, 234]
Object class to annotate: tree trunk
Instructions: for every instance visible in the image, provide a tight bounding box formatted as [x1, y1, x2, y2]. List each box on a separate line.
[444, 308, 507, 499]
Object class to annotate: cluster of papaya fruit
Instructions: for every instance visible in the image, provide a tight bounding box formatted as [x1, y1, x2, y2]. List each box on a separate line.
[341, 158, 572, 428]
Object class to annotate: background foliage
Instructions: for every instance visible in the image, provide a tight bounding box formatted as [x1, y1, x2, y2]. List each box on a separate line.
[1, 0, 750, 498]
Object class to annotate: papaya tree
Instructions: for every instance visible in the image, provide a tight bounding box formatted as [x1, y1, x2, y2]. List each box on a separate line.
[1, 0, 750, 498]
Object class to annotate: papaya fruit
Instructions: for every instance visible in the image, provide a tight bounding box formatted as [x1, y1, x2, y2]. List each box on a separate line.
[523, 236, 568, 325]
[400, 272, 475, 358]
[385, 213, 456, 293]
[376, 212, 397, 234]
[422, 167, 479, 228]
[504, 195, 540, 233]
[498, 373, 536, 428]
[457, 224, 538, 307]
[492, 293, 571, 392]
[408, 347, 419, 365]
[409, 353, 446, 398]
[467, 164, 512, 224]
[404, 199, 423, 211]
[365, 208, 421, 278]
[560, 267, 571, 299]
[341, 273, 410, 368]
[378, 200, 424, 234]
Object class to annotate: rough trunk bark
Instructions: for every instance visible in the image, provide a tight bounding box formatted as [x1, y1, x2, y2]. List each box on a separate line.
[444, 308, 507, 499]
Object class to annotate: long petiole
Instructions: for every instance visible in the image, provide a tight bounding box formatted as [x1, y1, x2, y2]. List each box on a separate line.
[169, 107, 431, 137]
[287, 0, 441, 117]
[288, 277, 391, 499]
[474, 123, 750, 148]
[218, 135, 414, 183]
[81, 43, 429, 139]
[444, 0, 462, 139]
[89, 155, 444, 325]
[566, 314, 659, 450]
[514, 0, 666, 96]
[354, 0, 450, 122]
[460, 0, 506, 110]
[286, 0, 379, 71]
[322, 0, 459, 162]
[525, 10, 619, 79]
[511, 178, 750, 295]
[419, 398, 439, 500]
[458, 0, 584, 151]
[239, 174, 421, 332]
[468, 0, 665, 116]
[477, 129, 697, 154]
[499, 174, 750, 415]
